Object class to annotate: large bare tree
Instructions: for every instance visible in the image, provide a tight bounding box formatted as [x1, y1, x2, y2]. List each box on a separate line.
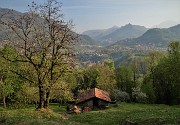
[0, 0, 77, 109]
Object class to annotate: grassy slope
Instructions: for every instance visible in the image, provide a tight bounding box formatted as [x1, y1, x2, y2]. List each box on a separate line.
[0, 103, 179, 125]
[70, 103, 180, 125]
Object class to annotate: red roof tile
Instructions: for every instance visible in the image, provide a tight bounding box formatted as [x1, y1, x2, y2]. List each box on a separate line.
[76, 88, 111, 104]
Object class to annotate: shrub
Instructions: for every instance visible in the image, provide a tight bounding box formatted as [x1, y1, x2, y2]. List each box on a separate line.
[111, 89, 131, 102]
[132, 87, 147, 103]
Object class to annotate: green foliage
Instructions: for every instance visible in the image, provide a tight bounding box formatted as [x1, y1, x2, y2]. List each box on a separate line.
[72, 66, 100, 93]
[15, 84, 38, 105]
[111, 89, 130, 102]
[141, 77, 156, 103]
[146, 51, 163, 74]
[152, 41, 180, 104]
[132, 87, 147, 103]
[104, 60, 115, 70]
[96, 64, 116, 93]
[0, 45, 23, 108]
[73, 64, 116, 94]
[51, 81, 74, 103]
[0, 0, 77, 109]
[84, 65, 100, 88]
[116, 66, 135, 94]
[139, 51, 163, 104]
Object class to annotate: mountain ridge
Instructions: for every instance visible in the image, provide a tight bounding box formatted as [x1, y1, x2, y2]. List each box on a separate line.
[82, 26, 119, 40]
[152, 20, 180, 28]
[109, 24, 180, 48]
[0, 8, 98, 47]
[83, 23, 148, 46]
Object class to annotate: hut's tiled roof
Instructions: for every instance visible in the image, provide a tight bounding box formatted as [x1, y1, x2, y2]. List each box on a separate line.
[76, 88, 111, 104]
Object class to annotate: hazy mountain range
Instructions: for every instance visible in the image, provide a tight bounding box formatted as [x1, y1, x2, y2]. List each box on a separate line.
[152, 20, 180, 28]
[0, 8, 180, 49]
[82, 24, 148, 46]
[82, 25, 119, 40]
[109, 24, 180, 48]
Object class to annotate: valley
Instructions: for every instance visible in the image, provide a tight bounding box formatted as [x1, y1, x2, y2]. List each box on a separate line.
[76, 24, 180, 66]
[0, 8, 180, 67]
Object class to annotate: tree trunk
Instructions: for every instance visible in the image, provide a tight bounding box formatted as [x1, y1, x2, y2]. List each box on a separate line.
[3, 96, 6, 108]
[44, 88, 50, 108]
[37, 86, 45, 109]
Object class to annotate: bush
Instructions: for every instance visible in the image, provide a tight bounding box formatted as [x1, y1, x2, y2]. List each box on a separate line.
[0, 112, 7, 124]
[132, 87, 147, 103]
[111, 89, 131, 102]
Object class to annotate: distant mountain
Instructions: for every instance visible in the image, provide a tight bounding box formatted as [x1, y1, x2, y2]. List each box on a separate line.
[82, 24, 148, 46]
[152, 20, 180, 28]
[78, 35, 97, 45]
[0, 8, 24, 40]
[111, 24, 180, 47]
[0, 8, 97, 48]
[100, 24, 148, 46]
[82, 26, 119, 40]
[0, 8, 23, 17]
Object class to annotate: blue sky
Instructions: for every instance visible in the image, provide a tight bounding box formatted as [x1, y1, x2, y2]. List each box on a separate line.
[0, 0, 180, 33]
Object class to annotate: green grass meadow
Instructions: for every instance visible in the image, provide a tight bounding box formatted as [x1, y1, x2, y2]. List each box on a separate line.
[0, 103, 179, 125]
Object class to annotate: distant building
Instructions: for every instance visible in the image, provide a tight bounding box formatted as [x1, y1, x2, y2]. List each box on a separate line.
[76, 88, 111, 109]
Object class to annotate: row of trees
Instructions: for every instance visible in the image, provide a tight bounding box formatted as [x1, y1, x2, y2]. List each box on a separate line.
[67, 42, 179, 105]
[0, 41, 179, 108]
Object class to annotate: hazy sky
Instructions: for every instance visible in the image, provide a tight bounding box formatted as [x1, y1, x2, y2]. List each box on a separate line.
[0, 0, 180, 33]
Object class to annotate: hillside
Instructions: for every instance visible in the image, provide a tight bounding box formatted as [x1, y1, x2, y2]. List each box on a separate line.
[136, 24, 180, 46]
[75, 34, 99, 53]
[82, 26, 119, 40]
[0, 8, 97, 48]
[101, 24, 148, 44]
[0, 8, 23, 18]
[83, 24, 148, 46]
[152, 20, 180, 28]
[110, 24, 180, 48]
[0, 8, 24, 40]
[78, 34, 97, 45]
